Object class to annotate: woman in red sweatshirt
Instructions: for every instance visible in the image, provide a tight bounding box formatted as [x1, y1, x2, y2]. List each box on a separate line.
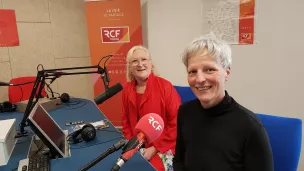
[121, 45, 181, 171]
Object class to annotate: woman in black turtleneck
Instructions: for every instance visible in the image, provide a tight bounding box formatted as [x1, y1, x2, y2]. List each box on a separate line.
[173, 34, 274, 171]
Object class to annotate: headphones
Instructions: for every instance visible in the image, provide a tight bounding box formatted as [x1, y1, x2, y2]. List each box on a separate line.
[60, 93, 70, 103]
[67, 124, 96, 144]
[0, 101, 17, 113]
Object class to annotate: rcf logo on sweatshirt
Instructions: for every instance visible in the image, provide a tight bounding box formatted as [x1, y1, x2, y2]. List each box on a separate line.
[101, 26, 130, 43]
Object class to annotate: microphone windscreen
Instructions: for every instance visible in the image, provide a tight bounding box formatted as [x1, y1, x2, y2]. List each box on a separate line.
[94, 82, 123, 105]
[134, 113, 164, 144]
[108, 83, 123, 96]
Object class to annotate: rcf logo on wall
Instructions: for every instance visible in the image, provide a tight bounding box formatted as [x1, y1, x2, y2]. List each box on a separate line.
[240, 33, 252, 40]
[101, 26, 130, 43]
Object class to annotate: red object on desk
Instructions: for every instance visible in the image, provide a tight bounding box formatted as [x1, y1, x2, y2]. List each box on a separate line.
[9, 76, 47, 104]
[0, 9, 19, 47]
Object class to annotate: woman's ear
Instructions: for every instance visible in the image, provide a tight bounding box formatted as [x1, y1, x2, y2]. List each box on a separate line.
[225, 67, 231, 81]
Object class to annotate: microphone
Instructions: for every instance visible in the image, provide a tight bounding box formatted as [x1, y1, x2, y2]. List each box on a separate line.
[111, 113, 164, 171]
[94, 83, 123, 105]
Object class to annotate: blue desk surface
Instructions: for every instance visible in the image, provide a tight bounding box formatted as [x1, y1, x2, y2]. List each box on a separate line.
[0, 98, 155, 171]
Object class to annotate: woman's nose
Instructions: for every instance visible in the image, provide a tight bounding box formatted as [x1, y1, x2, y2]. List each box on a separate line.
[196, 72, 206, 83]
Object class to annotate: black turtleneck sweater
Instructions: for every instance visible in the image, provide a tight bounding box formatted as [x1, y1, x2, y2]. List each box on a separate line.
[173, 92, 274, 171]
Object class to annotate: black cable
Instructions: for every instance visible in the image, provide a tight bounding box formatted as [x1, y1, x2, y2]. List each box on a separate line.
[97, 55, 112, 66]
[11, 81, 35, 86]
[104, 56, 111, 68]
[64, 98, 83, 105]
[70, 136, 123, 149]
[45, 82, 60, 99]
[97, 55, 112, 87]
[45, 83, 55, 98]
[58, 99, 88, 110]
[18, 85, 23, 102]
[66, 101, 87, 110]
[30, 143, 45, 158]
[0, 81, 36, 86]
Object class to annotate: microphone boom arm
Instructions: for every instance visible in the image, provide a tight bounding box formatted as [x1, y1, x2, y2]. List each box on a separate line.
[79, 139, 127, 171]
[17, 55, 113, 137]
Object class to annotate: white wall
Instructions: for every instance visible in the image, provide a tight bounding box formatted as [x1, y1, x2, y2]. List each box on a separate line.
[141, 0, 304, 170]
[0, 0, 93, 102]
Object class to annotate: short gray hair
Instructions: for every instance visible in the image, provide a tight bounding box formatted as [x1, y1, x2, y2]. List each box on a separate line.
[181, 33, 232, 69]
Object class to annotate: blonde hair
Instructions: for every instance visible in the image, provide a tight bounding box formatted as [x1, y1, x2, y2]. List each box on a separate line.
[126, 45, 159, 82]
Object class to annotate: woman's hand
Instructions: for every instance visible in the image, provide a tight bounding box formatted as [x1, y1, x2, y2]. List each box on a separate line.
[143, 146, 158, 161]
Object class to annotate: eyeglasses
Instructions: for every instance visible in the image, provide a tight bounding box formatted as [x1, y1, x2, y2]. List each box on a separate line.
[130, 58, 150, 66]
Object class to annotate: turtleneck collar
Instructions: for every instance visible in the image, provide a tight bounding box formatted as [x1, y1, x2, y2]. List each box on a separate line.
[198, 91, 236, 117]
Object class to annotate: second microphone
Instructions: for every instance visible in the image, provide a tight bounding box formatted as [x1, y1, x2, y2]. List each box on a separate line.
[94, 83, 123, 105]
